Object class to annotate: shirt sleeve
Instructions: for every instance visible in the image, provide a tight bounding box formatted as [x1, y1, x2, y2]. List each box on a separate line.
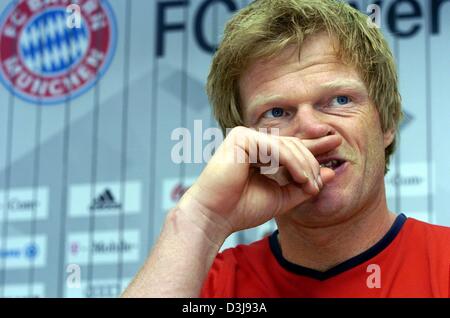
[200, 250, 237, 298]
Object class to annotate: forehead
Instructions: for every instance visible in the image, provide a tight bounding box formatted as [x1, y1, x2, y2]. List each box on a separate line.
[239, 33, 363, 111]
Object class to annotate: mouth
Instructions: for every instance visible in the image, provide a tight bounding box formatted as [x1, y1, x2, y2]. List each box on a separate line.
[317, 158, 346, 171]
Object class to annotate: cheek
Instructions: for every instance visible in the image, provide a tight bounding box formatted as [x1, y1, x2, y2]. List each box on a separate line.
[359, 116, 386, 172]
[344, 112, 385, 165]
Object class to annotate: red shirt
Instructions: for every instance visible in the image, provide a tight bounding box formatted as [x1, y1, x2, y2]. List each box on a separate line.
[200, 214, 450, 297]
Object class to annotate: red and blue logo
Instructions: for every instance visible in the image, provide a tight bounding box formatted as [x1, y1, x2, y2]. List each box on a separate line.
[0, 0, 117, 104]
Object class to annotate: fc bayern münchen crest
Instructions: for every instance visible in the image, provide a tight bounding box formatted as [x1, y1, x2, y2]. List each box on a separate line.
[0, 0, 117, 104]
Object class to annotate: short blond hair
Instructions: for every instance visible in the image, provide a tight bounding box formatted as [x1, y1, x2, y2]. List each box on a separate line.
[207, 0, 403, 174]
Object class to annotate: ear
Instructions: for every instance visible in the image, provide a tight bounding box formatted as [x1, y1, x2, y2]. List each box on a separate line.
[383, 128, 395, 149]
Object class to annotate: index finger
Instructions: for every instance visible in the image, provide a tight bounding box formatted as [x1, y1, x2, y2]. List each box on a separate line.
[301, 135, 342, 155]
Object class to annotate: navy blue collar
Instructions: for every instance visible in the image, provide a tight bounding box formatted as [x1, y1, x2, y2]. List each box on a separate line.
[269, 213, 407, 281]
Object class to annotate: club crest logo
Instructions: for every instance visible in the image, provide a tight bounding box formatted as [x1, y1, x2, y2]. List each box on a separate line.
[0, 0, 117, 104]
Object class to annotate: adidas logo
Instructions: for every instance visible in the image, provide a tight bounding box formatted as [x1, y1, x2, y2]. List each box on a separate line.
[90, 189, 122, 211]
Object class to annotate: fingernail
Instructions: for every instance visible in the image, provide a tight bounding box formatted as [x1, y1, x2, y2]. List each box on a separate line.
[318, 176, 323, 188]
[304, 171, 309, 180]
[314, 180, 319, 191]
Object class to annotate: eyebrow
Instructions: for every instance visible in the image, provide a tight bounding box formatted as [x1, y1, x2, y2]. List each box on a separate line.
[246, 94, 284, 117]
[319, 79, 367, 92]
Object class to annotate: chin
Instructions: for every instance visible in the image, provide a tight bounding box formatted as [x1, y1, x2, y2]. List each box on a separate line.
[294, 189, 351, 221]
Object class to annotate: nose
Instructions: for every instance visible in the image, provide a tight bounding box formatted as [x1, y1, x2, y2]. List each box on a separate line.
[291, 105, 335, 139]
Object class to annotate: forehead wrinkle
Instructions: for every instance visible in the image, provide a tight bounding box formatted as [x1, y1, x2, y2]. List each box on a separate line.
[241, 52, 344, 97]
[245, 54, 340, 85]
[320, 79, 367, 92]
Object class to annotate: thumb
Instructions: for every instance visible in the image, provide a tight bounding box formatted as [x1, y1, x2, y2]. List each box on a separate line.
[276, 167, 336, 215]
[319, 167, 335, 183]
[277, 183, 311, 216]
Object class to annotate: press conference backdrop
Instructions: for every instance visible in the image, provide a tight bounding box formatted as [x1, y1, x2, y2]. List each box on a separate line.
[0, 0, 448, 298]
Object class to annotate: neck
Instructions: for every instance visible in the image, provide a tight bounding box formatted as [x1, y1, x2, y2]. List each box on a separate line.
[275, 186, 397, 272]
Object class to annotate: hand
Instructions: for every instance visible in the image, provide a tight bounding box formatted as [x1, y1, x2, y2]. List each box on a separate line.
[177, 126, 342, 239]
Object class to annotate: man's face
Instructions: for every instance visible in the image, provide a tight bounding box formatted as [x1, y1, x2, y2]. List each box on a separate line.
[239, 33, 394, 226]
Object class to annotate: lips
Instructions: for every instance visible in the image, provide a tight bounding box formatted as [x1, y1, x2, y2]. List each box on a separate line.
[317, 157, 346, 171]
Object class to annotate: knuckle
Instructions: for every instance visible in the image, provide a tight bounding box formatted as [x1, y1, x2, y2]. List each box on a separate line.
[283, 150, 295, 163]
[290, 136, 305, 147]
[297, 155, 307, 167]
[312, 160, 320, 172]
[229, 126, 247, 136]
[227, 126, 251, 145]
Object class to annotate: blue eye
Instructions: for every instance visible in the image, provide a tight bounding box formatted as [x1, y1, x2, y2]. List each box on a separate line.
[331, 96, 351, 107]
[263, 107, 285, 118]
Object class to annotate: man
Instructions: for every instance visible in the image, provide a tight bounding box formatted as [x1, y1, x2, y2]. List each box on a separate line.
[123, 0, 450, 297]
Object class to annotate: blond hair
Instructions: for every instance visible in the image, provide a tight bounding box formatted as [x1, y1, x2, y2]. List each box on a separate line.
[207, 0, 403, 174]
